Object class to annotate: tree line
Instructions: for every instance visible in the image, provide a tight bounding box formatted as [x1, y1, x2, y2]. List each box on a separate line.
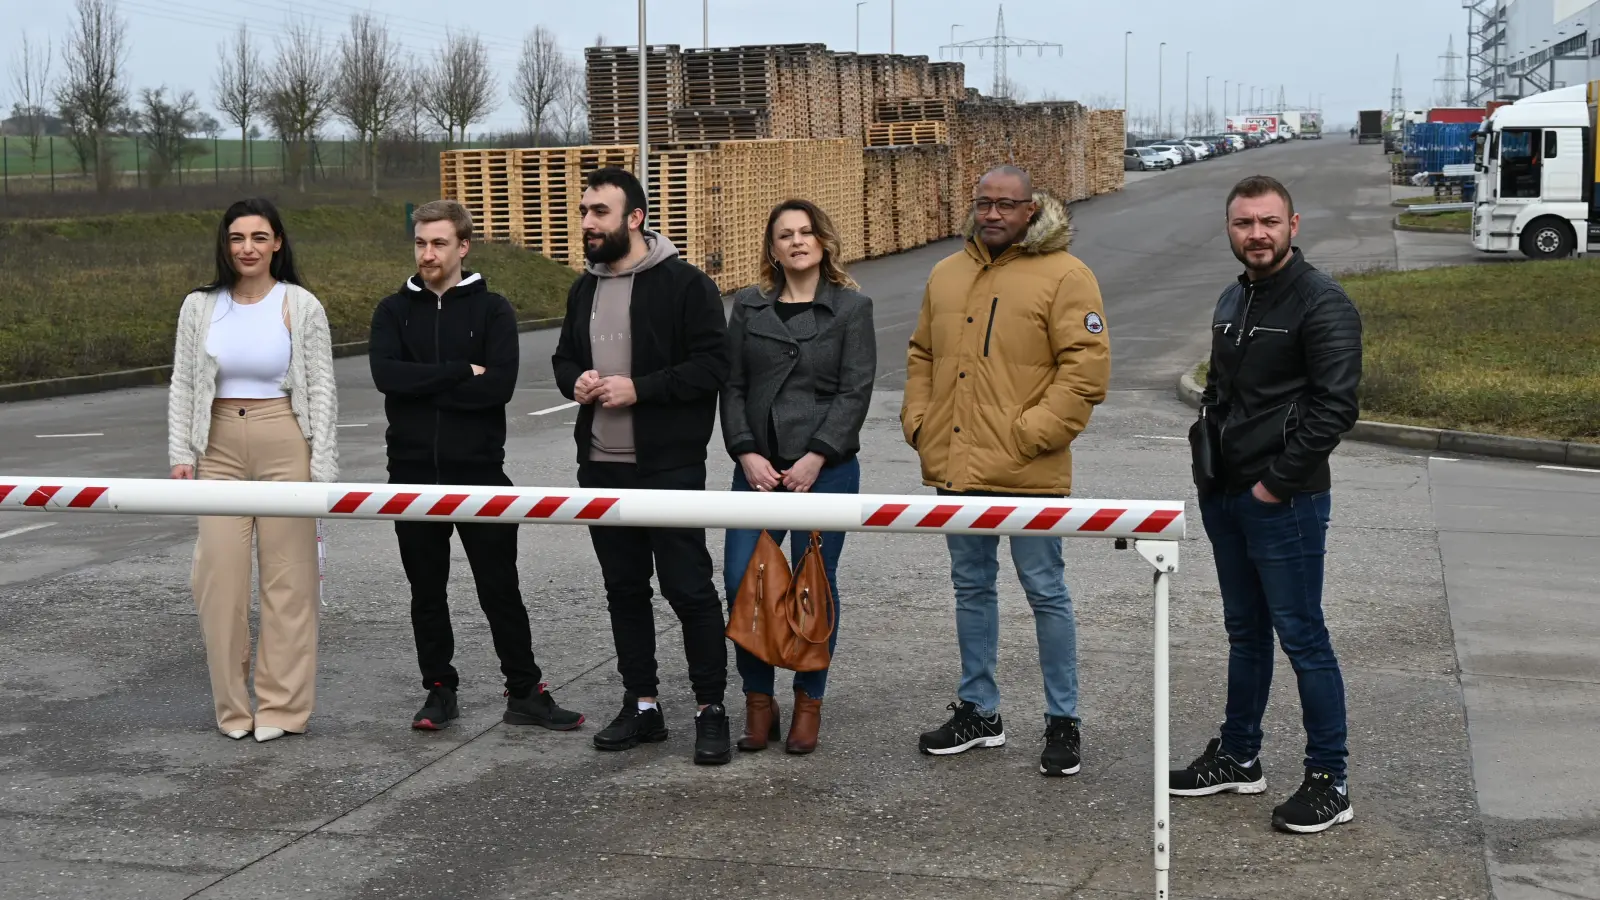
[6, 0, 592, 195]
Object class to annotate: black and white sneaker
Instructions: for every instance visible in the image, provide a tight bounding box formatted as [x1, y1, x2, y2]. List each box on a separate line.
[1271, 768, 1354, 834]
[918, 700, 1005, 755]
[1169, 738, 1267, 796]
[412, 682, 459, 731]
[1039, 715, 1081, 776]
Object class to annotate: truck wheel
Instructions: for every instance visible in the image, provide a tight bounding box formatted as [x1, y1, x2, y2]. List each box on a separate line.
[1521, 218, 1575, 259]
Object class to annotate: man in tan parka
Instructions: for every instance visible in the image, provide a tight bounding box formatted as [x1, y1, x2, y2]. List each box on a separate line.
[902, 165, 1110, 777]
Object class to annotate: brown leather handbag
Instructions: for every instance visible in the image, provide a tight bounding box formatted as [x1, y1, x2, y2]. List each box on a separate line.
[726, 531, 835, 673]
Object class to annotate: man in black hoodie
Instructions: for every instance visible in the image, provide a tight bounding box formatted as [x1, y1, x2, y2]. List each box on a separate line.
[1170, 176, 1362, 835]
[552, 167, 733, 765]
[370, 199, 583, 733]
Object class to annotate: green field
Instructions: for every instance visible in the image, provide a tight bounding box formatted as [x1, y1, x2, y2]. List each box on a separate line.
[1194, 262, 1599, 443]
[0, 201, 578, 384]
[1397, 210, 1471, 233]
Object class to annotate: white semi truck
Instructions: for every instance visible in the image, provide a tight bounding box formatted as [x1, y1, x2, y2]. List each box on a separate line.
[1471, 83, 1596, 259]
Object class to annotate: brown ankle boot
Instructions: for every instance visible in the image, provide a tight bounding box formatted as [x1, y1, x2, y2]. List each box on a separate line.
[738, 692, 780, 751]
[786, 688, 822, 754]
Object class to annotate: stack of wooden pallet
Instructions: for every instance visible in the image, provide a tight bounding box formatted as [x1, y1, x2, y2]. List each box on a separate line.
[946, 99, 1113, 207]
[863, 145, 957, 256]
[835, 53, 870, 140]
[1088, 109, 1127, 196]
[866, 120, 950, 147]
[440, 140, 862, 293]
[929, 62, 966, 99]
[669, 107, 768, 143]
[586, 45, 681, 146]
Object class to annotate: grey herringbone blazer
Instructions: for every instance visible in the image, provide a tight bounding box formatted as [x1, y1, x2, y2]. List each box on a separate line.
[721, 279, 876, 465]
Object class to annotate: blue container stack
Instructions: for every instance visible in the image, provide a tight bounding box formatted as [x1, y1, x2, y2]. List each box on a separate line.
[1402, 122, 1478, 173]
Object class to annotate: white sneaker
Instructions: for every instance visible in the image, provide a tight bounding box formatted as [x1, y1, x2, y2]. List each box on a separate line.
[253, 726, 286, 743]
[226, 729, 250, 740]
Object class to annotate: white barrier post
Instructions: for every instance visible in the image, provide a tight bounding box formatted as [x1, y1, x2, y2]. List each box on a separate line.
[0, 475, 1182, 898]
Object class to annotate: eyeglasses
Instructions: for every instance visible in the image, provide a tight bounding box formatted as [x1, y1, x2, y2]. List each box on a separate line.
[972, 198, 1033, 214]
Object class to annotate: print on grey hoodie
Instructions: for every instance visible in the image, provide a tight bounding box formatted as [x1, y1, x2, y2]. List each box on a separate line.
[586, 230, 681, 463]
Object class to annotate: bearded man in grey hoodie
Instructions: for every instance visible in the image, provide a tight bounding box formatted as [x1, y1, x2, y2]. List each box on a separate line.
[552, 166, 734, 765]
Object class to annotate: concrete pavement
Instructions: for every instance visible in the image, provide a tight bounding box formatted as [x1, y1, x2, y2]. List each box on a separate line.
[0, 138, 1592, 899]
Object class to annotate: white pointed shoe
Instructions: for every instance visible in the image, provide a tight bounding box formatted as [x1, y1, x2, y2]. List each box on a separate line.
[226, 729, 250, 740]
[253, 726, 286, 743]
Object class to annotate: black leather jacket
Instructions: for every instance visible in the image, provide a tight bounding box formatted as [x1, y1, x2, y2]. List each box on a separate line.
[1192, 248, 1363, 499]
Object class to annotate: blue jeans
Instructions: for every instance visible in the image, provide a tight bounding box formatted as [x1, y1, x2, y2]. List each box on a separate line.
[1200, 488, 1347, 779]
[946, 532, 1080, 720]
[723, 457, 859, 698]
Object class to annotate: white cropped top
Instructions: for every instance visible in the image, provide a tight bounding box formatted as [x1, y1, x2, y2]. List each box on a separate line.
[207, 282, 292, 399]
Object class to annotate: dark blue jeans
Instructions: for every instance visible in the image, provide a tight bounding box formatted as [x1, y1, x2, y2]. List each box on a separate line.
[1199, 488, 1347, 780]
[722, 457, 859, 698]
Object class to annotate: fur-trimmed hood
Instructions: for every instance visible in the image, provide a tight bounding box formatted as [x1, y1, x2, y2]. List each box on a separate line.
[963, 190, 1073, 260]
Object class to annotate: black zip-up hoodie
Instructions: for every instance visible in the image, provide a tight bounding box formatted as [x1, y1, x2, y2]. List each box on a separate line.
[369, 271, 519, 479]
[1194, 248, 1363, 499]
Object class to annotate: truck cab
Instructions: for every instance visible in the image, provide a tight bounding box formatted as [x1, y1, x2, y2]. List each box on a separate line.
[1472, 83, 1595, 258]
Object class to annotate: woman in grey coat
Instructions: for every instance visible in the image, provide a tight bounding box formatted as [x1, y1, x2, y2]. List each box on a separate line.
[721, 199, 876, 755]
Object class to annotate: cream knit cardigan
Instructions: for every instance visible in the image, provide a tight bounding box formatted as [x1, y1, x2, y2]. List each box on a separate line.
[167, 284, 340, 482]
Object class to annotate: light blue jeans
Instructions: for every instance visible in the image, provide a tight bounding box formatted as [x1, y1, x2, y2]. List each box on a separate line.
[946, 533, 1080, 720]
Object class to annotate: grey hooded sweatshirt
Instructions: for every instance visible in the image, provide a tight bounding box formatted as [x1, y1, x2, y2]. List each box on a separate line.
[586, 230, 681, 463]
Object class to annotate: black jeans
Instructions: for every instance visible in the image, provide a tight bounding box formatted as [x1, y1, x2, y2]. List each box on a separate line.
[391, 465, 542, 696]
[577, 461, 727, 706]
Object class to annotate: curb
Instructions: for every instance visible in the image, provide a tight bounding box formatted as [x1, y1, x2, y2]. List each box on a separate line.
[0, 317, 564, 405]
[1392, 212, 1469, 235]
[1176, 363, 1599, 469]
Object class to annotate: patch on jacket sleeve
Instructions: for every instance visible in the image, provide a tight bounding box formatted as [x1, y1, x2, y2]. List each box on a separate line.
[1084, 312, 1105, 334]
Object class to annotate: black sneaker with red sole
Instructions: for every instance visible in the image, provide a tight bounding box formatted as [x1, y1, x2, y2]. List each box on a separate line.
[412, 683, 459, 731]
[503, 683, 585, 731]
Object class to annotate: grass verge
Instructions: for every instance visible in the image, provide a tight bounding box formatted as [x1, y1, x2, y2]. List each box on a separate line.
[1191, 261, 1599, 443]
[1397, 210, 1471, 233]
[0, 202, 578, 384]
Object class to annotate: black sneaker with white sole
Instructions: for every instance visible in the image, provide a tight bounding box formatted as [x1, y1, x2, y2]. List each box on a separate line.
[918, 700, 1005, 755]
[412, 683, 459, 731]
[1039, 715, 1082, 776]
[1169, 737, 1266, 796]
[1271, 768, 1353, 834]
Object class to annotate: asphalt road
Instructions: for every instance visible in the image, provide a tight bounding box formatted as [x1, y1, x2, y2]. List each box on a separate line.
[1, 139, 1595, 900]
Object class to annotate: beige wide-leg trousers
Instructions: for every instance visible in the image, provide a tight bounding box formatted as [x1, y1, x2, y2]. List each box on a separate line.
[192, 398, 319, 734]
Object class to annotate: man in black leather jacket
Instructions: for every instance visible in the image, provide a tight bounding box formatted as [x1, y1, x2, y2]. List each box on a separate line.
[1169, 175, 1363, 835]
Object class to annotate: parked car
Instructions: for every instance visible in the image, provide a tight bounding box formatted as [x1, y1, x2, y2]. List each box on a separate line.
[1222, 134, 1245, 151]
[1144, 144, 1185, 166]
[1181, 139, 1213, 160]
[1133, 147, 1173, 170]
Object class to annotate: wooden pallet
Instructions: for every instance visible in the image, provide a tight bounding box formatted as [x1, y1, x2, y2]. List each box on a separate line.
[875, 97, 956, 123]
[866, 120, 949, 147]
[670, 107, 770, 142]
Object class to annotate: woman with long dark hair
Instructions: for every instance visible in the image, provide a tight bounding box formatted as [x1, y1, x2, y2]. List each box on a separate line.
[168, 197, 339, 742]
[720, 199, 876, 754]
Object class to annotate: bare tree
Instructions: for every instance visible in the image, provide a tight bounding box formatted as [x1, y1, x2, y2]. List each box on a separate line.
[334, 12, 407, 195]
[263, 18, 335, 192]
[136, 86, 200, 187]
[56, 0, 130, 192]
[8, 32, 54, 177]
[1083, 92, 1122, 111]
[555, 58, 589, 145]
[214, 24, 261, 184]
[512, 26, 564, 146]
[422, 30, 497, 146]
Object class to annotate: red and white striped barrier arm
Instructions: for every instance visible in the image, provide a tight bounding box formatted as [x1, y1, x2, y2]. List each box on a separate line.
[0, 477, 1184, 540]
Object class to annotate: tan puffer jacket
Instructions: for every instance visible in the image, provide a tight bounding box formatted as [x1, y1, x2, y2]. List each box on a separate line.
[900, 191, 1110, 496]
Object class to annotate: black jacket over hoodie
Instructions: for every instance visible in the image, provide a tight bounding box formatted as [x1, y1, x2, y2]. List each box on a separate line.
[1193, 248, 1363, 499]
[551, 257, 728, 475]
[369, 271, 518, 478]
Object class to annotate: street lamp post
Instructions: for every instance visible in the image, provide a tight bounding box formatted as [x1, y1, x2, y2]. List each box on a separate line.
[1158, 41, 1166, 138]
[891, 0, 896, 53]
[638, 0, 648, 195]
[1205, 75, 1212, 132]
[1224, 79, 1229, 120]
[856, 1, 868, 52]
[951, 24, 961, 48]
[1124, 30, 1132, 146]
[702, 0, 707, 48]
[1185, 50, 1191, 137]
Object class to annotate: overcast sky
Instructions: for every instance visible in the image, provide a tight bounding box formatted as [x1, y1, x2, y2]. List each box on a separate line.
[5, 0, 1472, 133]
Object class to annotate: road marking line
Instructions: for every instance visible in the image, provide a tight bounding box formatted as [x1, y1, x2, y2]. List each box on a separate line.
[1538, 465, 1600, 475]
[1430, 457, 1460, 462]
[530, 401, 579, 416]
[0, 523, 56, 541]
[336, 423, 368, 428]
[35, 433, 104, 438]
[1134, 435, 1187, 442]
